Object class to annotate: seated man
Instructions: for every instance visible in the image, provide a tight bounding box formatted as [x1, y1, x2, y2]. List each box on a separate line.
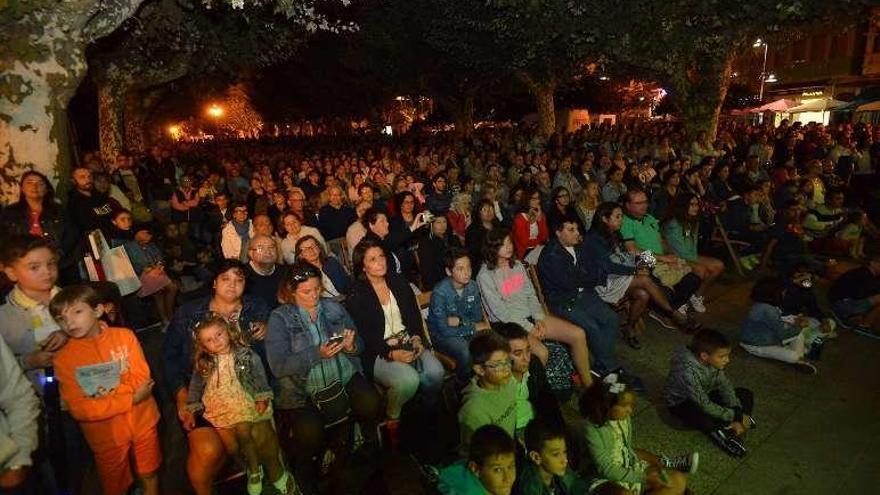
[721, 184, 768, 248]
[536, 220, 626, 382]
[828, 255, 880, 337]
[620, 189, 704, 317]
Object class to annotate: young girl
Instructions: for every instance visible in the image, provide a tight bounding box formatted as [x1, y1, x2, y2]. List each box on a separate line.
[184, 317, 298, 495]
[740, 277, 832, 374]
[581, 377, 696, 495]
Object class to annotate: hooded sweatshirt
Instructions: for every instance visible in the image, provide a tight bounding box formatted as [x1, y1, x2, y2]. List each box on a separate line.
[458, 376, 518, 452]
[664, 346, 741, 422]
[437, 460, 488, 495]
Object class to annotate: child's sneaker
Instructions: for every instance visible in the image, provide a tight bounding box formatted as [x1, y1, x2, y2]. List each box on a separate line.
[272, 470, 302, 495]
[661, 452, 699, 474]
[689, 294, 707, 313]
[709, 428, 746, 457]
[247, 465, 264, 495]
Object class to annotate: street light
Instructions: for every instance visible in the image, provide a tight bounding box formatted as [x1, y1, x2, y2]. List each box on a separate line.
[754, 38, 769, 101]
[206, 104, 224, 118]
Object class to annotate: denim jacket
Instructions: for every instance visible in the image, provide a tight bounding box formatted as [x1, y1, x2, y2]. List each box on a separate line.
[161, 295, 270, 396]
[266, 300, 363, 409]
[185, 347, 273, 413]
[427, 278, 483, 340]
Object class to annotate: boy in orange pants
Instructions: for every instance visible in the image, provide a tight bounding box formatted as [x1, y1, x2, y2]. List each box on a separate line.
[50, 285, 161, 495]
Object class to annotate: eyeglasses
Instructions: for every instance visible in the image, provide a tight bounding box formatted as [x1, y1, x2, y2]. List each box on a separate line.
[251, 245, 276, 252]
[482, 359, 513, 371]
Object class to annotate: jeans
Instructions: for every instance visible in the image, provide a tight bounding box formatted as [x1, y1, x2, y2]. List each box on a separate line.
[668, 387, 754, 432]
[550, 292, 620, 375]
[431, 334, 473, 385]
[372, 351, 445, 419]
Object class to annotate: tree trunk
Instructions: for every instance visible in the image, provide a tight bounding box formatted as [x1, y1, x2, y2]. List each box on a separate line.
[680, 52, 736, 141]
[453, 95, 475, 138]
[124, 90, 148, 154]
[98, 82, 126, 164]
[532, 82, 557, 138]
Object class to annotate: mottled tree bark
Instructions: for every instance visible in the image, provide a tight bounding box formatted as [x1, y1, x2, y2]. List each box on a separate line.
[98, 81, 126, 164]
[678, 52, 736, 141]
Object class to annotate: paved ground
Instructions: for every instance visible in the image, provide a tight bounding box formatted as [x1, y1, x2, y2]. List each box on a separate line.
[132, 274, 880, 494]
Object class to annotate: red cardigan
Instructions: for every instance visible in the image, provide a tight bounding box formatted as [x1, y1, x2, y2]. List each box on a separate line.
[447, 210, 470, 241]
[512, 212, 548, 259]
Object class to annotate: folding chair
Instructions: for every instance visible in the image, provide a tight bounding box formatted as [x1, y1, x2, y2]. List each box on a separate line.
[327, 237, 352, 274]
[711, 214, 747, 276]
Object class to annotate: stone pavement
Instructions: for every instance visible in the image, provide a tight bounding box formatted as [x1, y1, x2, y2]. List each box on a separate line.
[138, 275, 880, 494]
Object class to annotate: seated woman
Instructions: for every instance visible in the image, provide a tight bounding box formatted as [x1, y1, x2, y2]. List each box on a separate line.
[511, 187, 549, 260]
[546, 186, 584, 234]
[575, 180, 601, 231]
[266, 262, 382, 489]
[345, 237, 445, 441]
[279, 212, 326, 264]
[294, 235, 351, 300]
[477, 228, 594, 388]
[585, 203, 695, 345]
[446, 193, 472, 243]
[161, 260, 270, 495]
[662, 193, 725, 301]
[465, 198, 500, 266]
[362, 206, 428, 278]
[417, 215, 462, 289]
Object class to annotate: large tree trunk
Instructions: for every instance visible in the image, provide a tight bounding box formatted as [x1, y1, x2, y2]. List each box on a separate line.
[679, 52, 736, 141]
[532, 82, 557, 138]
[0, 1, 145, 205]
[98, 82, 126, 164]
[124, 90, 148, 154]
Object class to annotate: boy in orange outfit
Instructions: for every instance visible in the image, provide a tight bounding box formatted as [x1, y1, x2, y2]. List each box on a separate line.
[50, 285, 161, 495]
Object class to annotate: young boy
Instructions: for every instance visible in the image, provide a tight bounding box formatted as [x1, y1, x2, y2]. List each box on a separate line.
[828, 254, 880, 337]
[518, 418, 587, 495]
[427, 247, 491, 385]
[458, 330, 518, 451]
[664, 329, 755, 457]
[0, 334, 41, 492]
[437, 424, 517, 495]
[50, 285, 161, 495]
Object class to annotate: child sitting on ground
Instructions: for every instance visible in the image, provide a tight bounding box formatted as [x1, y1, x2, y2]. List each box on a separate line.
[437, 424, 517, 495]
[183, 316, 297, 495]
[517, 418, 588, 495]
[50, 285, 161, 495]
[582, 375, 695, 495]
[664, 329, 755, 457]
[741, 277, 832, 374]
[458, 330, 518, 451]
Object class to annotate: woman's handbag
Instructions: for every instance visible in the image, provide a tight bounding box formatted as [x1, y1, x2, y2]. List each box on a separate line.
[311, 357, 351, 429]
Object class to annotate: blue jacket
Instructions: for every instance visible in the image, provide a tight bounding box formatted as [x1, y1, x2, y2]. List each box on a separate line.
[266, 300, 363, 409]
[581, 231, 638, 279]
[740, 302, 800, 347]
[428, 278, 484, 340]
[323, 257, 352, 295]
[161, 295, 270, 396]
[186, 347, 273, 413]
[536, 238, 605, 310]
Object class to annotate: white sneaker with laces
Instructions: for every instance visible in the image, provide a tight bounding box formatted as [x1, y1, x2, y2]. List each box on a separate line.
[689, 294, 706, 313]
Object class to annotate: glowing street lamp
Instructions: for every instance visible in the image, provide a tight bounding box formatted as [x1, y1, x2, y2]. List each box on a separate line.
[167, 125, 182, 140]
[754, 38, 770, 101]
[206, 104, 224, 118]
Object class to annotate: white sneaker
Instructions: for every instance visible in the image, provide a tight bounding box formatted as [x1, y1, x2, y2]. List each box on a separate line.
[689, 295, 706, 313]
[677, 304, 689, 316]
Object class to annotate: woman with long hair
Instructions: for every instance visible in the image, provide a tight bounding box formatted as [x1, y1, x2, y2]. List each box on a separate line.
[294, 235, 351, 299]
[662, 193, 725, 299]
[575, 180, 601, 231]
[511, 187, 549, 259]
[477, 228, 594, 388]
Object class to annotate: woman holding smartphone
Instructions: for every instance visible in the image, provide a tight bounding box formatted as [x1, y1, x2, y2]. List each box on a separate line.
[265, 262, 381, 491]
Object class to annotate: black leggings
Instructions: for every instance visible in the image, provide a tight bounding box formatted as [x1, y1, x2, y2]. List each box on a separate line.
[274, 373, 382, 482]
[668, 387, 754, 432]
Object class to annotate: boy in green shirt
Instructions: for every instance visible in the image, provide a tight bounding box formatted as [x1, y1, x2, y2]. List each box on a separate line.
[518, 418, 588, 495]
[437, 424, 517, 495]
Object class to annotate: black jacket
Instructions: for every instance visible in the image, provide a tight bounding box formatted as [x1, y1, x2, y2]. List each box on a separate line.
[345, 274, 423, 377]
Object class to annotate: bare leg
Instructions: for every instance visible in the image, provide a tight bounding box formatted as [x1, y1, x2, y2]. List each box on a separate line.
[693, 256, 725, 296]
[625, 288, 650, 337]
[541, 315, 592, 386]
[252, 420, 285, 485]
[232, 423, 260, 475]
[187, 428, 229, 495]
[140, 472, 159, 495]
[629, 275, 674, 313]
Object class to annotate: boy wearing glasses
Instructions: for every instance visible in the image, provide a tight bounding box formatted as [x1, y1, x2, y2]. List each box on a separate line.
[458, 330, 518, 452]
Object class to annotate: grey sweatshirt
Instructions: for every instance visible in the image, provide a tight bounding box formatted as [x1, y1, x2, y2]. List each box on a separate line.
[476, 260, 545, 332]
[664, 347, 741, 422]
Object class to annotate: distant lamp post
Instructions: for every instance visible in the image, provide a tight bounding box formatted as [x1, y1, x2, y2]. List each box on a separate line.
[206, 104, 224, 118]
[754, 38, 770, 101]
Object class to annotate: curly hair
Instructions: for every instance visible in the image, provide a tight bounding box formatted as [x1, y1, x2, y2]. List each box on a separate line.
[192, 315, 248, 378]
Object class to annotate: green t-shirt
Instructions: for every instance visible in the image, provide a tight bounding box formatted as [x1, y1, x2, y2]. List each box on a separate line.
[620, 213, 665, 255]
[514, 371, 535, 430]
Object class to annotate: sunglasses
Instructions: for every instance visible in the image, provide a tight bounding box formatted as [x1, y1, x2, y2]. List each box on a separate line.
[291, 267, 321, 283]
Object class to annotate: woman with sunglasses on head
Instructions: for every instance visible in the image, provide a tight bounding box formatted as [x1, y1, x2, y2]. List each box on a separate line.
[265, 262, 381, 492]
[345, 236, 445, 446]
[294, 235, 351, 300]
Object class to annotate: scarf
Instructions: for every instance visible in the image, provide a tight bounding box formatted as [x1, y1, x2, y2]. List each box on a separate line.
[233, 219, 250, 239]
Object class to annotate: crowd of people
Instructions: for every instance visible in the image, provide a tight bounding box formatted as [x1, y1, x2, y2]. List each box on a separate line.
[1, 117, 880, 495]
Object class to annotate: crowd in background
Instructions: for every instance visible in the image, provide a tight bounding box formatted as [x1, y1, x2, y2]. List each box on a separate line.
[1, 117, 880, 495]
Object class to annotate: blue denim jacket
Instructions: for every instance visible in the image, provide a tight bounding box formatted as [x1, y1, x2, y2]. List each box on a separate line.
[427, 278, 483, 340]
[185, 346, 273, 413]
[266, 299, 363, 409]
[161, 295, 270, 396]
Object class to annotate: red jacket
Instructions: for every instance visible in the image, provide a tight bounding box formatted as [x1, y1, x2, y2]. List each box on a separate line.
[512, 213, 548, 259]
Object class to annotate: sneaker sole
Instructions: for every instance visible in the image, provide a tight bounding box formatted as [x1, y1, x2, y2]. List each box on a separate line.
[793, 361, 818, 374]
[649, 312, 677, 330]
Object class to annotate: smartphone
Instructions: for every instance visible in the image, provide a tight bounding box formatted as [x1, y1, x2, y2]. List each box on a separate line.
[328, 334, 345, 346]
